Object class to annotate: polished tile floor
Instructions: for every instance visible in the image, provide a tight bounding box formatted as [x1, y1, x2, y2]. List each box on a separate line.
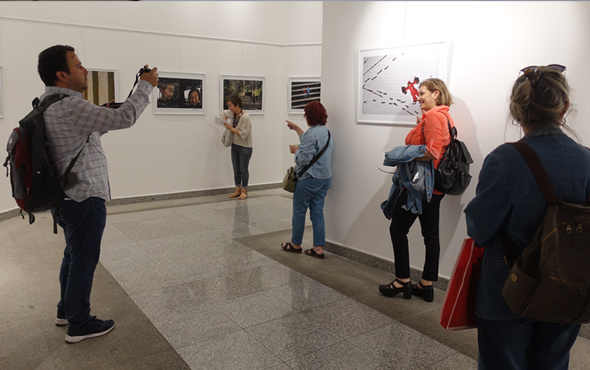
[1, 188, 589, 369]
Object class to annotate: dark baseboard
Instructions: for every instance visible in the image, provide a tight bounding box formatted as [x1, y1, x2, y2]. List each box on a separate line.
[0, 183, 283, 221]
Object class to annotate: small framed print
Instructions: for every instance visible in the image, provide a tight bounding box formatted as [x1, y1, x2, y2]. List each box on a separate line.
[288, 77, 321, 114]
[220, 75, 264, 115]
[153, 72, 205, 115]
[84, 69, 118, 106]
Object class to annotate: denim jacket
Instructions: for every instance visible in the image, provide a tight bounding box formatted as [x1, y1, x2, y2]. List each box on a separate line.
[381, 145, 434, 217]
[294, 125, 333, 180]
[464, 125, 590, 320]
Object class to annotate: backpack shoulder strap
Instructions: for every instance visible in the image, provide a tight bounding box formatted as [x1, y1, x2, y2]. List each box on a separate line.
[36, 94, 67, 112]
[421, 112, 457, 140]
[508, 141, 561, 204]
[502, 141, 560, 267]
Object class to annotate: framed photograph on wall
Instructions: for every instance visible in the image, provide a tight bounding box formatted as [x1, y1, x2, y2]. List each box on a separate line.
[288, 77, 321, 114]
[84, 69, 118, 107]
[357, 42, 449, 125]
[153, 72, 205, 115]
[220, 76, 264, 115]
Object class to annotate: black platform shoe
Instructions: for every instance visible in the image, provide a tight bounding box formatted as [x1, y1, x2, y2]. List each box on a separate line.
[412, 281, 434, 302]
[379, 279, 412, 299]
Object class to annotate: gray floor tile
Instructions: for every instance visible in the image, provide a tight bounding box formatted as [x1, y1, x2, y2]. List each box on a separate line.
[267, 277, 347, 311]
[177, 330, 282, 370]
[102, 252, 184, 295]
[101, 222, 135, 247]
[7, 188, 590, 369]
[267, 363, 294, 370]
[214, 290, 296, 328]
[348, 322, 457, 368]
[154, 304, 242, 348]
[424, 353, 478, 369]
[570, 337, 590, 370]
[304, 298, 395, 339]
[109, 216, 212, 242]
[287, 340, 386, 370]
[245, 312, 343, 361]
[187, 262, 307, 303]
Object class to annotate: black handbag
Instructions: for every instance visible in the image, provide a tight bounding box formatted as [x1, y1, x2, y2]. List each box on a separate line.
[282, 131, 331, 193]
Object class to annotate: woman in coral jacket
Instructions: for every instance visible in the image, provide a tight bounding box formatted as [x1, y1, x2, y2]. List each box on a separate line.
[379, 78, 455, 302]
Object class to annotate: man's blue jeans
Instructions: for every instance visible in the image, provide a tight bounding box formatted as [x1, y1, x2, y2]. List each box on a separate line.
[55, 197, 106, 330]
[477, 316, 580, 370]
[291, 177, 331, 246]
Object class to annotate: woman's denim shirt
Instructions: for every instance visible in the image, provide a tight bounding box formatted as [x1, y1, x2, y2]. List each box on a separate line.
[295, 125, 333, 180]
[464, 125, 590, 320]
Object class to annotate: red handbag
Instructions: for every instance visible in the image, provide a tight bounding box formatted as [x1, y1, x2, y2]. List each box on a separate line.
[440, 238, 484, 330]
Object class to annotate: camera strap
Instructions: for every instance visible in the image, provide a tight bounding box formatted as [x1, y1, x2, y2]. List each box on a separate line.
[124, 70, 144, 100]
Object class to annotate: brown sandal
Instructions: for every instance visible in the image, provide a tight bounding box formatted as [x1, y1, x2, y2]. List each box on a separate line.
[281, 242, 302, 253]
[305, 248, 325, 259]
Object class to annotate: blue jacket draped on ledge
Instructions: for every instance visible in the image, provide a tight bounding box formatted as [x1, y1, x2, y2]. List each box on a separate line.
[381, 145, 434, 218]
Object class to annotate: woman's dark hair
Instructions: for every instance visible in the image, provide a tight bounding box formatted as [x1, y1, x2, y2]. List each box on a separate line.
[304, 101, 327, 126]
[38, 45, 75, 87]
[189, 88, 200, 99]
[227, 94, 242, 108]
[510, 66, 570, 128]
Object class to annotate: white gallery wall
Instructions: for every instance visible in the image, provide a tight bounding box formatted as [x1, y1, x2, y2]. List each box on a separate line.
[0, 1, 322, 212]
[321, 1, 590, 279]
[0, 1, 588, 281]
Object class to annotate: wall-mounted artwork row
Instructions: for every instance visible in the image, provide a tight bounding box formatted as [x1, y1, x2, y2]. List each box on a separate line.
[358, 42, 449, 125]
[153, 72, 205, 115]
[221, 76, 264, 115]
[84, 69, 117, 107]
[288, 77, 321, 114]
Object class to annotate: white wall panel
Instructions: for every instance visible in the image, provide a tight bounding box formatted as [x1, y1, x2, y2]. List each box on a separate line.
[321, 1, 590, 279]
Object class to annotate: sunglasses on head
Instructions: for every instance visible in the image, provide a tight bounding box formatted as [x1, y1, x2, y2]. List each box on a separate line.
[519, 64, 566, 87]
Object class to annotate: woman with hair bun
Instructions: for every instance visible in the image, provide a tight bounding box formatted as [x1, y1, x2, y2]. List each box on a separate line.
[281, 101, 333, 259]
[465, 65, 590, 369]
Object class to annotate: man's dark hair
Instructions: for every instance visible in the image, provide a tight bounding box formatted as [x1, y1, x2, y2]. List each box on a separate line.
[38, 45, 75, 87]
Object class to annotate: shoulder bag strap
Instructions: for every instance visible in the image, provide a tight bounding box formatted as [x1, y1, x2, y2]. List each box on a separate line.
[501, 141, 560, 267]
[297, 131, 331, 178]
[508, 142, 560, 204]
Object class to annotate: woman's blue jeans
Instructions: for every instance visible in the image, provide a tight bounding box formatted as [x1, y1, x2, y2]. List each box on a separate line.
[231, 144, 253, 188]
[477, 316, 580, 369]
[291, 177, 331, 246]
[55, 197, 106, 330]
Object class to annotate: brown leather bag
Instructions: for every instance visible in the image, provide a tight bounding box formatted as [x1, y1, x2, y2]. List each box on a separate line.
[501, 142, 590, 324]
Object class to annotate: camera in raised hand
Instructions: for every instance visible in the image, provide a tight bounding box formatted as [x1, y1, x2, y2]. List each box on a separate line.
[102, 66, 156, 108]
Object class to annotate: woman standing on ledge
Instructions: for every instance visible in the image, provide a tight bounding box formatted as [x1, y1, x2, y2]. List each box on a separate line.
[223, 95, 253, 200]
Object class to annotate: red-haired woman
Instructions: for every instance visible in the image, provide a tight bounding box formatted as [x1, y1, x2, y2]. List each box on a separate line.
[281, 101, 333, 259]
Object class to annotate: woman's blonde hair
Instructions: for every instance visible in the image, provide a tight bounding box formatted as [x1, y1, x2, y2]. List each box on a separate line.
[509, 66, 569, 127]
[420, 78, 453, 107]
